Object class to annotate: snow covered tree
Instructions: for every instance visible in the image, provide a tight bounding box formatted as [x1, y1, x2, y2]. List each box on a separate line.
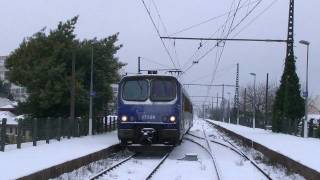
[272, 54, 304, 134]
[5, 16, 125, 118]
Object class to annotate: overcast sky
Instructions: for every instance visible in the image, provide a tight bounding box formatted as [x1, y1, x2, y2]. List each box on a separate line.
[0, 0, 319, 106]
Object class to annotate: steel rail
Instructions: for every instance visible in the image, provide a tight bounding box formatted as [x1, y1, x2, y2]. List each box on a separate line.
[145, 151, 172, 180]
[184, 137, 222, 180]
[205, 121, 273, 180]
[89, 153, 137, 180]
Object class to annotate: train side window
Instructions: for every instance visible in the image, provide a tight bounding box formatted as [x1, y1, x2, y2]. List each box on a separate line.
[183, 95, 192, 113]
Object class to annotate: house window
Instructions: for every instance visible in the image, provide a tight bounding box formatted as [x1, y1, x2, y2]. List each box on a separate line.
[10, 127, 12, 133]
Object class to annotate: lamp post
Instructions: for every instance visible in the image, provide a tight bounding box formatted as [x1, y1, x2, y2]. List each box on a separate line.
[299, 40, 310, 138]
[250, 73, 256, 129]
[89, 47, 94, 136]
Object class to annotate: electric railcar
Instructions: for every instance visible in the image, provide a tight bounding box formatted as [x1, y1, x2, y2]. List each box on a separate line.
[117, 74, 193, 145]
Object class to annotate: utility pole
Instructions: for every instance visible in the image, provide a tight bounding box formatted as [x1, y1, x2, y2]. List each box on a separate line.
[202, 104, 205, 120]
[70, 51, 76, 136]
[216, 93, 219, 120]
[211, 96, 214, 117]
[222, 84, 225, 122]
[250, 73, 257, 129]
[244, 88, 247, 113]
[235, 63, 240, 125]
[88, 47, 94, 136]
[138, 56, 141, 74]
[265, 73, 269, 129]
[299, 40, 310, 138]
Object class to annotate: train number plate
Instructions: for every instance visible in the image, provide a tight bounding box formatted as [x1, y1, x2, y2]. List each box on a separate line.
[141, 114, 156, 120]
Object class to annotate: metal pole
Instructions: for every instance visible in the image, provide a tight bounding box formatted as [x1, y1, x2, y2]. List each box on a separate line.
[89, 47, 94, 136]
[138, 57, 141, 74]
[304, 44, 309, 138]
[265, 73, 269, 129]
[216, 93, 219, 120]
[202, 104, 205, 120]
[253, 75, 256, 129]
[236, 63, 240, 125]
[70, 52, 75, 136]
[299, 40, 310, 138]
[228, 92, 231, 123]
[222, 84, 225, 122]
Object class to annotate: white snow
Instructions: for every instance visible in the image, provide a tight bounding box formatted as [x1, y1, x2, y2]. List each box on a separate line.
[0, 111, 17, 125]
[0, 132, 119, 179]
[209, 119, 320, 172]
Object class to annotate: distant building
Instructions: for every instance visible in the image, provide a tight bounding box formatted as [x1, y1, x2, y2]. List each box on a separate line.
[0, 56, 27, 102]
[107, 84, 118, 115]
[0, 56, 7, 80]
[309, 95, 320, 114]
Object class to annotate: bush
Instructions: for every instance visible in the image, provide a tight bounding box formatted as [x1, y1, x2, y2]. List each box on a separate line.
[316, 127, 320, 138]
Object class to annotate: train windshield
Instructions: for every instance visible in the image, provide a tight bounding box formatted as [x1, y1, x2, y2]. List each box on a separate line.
[151, 79, 176, 101]
[122, 80, 149, 101]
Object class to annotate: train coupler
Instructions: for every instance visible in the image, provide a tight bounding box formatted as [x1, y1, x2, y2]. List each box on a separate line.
[140, 128, 156, 144]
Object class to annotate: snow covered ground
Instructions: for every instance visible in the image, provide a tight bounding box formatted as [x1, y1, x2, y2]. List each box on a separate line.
[0, 132, 119, 179]
[210, 119, 320, 172]
[55, 118, 302, 180]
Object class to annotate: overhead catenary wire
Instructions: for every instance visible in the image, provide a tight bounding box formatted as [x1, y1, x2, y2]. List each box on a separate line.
[140, 0, 178, 69]
[169, 0, 260, 36]
[204, 0, 244, 103]
[140, 56, 172, 69]
[181, 0, 240, 72]
[182, 0, 264, 74]
[150, 0, 182, 69]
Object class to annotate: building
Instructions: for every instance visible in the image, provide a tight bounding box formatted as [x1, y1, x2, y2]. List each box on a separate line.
[0, 56, 27, 102]
[107, 84, 118, 115]
[309, 95, 320, 114]
[0, 56, 7, 80]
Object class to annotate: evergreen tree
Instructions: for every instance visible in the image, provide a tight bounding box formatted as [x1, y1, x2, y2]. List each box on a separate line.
[5, 16, 125, 118]
[272, 54, 304, 134]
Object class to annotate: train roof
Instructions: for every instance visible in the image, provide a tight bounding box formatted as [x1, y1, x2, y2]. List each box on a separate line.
[120, 74, 179, 82]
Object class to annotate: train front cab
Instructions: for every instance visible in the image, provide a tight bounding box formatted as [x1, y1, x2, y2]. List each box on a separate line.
[117, 75, 183, 145]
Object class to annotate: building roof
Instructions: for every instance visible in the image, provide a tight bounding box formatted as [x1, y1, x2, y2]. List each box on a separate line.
[309, 95, 320, 113]
[0, 111, 17, 125]
[0, 98, 15, 107]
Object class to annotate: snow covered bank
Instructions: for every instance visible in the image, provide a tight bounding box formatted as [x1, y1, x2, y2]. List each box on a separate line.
[0, 132, 119, 179]
[209, 120, 320, 172]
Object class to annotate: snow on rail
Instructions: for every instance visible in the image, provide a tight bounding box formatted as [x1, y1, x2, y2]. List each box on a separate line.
[209, 119, 320, 172]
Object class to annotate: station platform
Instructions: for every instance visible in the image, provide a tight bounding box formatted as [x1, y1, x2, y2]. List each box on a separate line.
[0, 132, 119, 179]
[209, 120, 320, 173]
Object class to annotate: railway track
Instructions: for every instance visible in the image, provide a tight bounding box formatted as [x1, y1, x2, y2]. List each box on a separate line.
[187, 124, 273, 180]
[89, 150, 171, 180]
[184, 127, 222, 180]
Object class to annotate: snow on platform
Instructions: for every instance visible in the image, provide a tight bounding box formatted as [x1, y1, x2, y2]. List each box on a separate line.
[0, 132, 119, 179]
[209, 120, 320, 172]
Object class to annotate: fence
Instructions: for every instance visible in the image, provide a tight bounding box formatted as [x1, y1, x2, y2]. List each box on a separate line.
[0, 115, 117, 152]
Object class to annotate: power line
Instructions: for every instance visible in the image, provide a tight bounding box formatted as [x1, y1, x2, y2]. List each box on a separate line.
[140, 0, 177, 69]
[169, 0, 260, 36]
[150, 0, 182, 69]
[160, 36, 288, 42]
[140, 56, 172, 69]
[232, 0, 279, 37]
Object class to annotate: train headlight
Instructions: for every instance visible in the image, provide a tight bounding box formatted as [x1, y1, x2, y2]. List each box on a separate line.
[121, 115, 128, 122]
[169, 116, 176, 122]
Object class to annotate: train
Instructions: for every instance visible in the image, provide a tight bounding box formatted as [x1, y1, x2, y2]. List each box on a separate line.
[117, 74, 193, 146]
